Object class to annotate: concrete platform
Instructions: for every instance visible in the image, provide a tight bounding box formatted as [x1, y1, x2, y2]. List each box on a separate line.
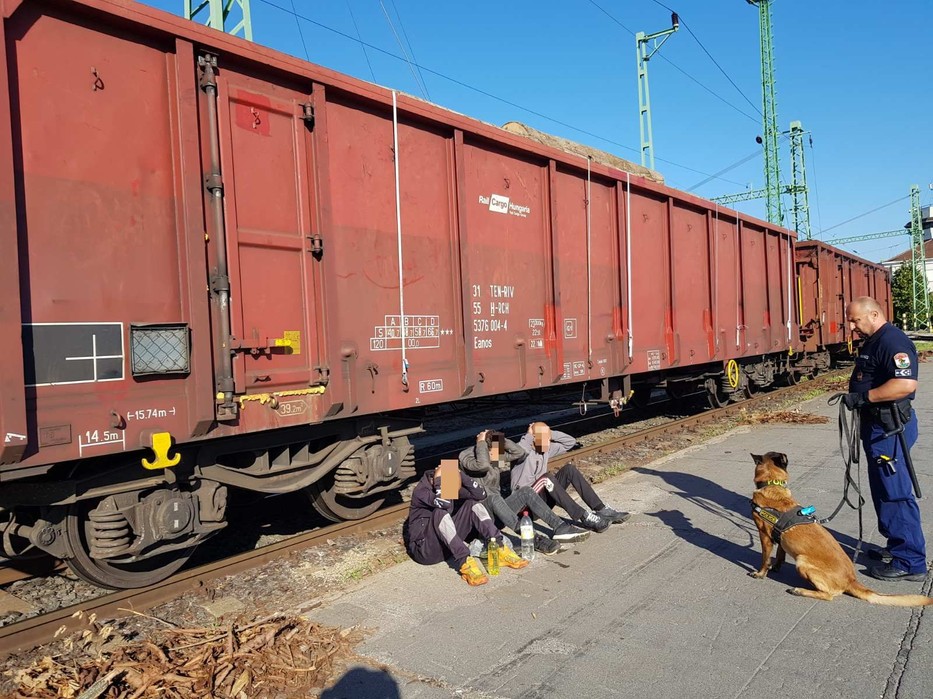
[308, 382, 933, 699]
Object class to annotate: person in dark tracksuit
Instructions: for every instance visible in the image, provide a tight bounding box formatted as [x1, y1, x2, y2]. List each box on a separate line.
[843, 296, 927, 581]
[404, 464, 528, 586]
[513, 422, 630, 533]
[458, 430, 589, 554]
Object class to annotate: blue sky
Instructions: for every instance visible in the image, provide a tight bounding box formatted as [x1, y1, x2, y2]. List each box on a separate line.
[141, 0, 931, 263]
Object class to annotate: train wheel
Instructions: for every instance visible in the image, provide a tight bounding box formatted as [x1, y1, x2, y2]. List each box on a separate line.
[706, 385, 732, 409]
[742, 379, 759, 399]
[306, 476, 384, 523]
[62, 502, 194, 589]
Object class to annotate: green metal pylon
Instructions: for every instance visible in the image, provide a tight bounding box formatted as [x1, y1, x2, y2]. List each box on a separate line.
[908, 184, 931, 330]
[712, 119, 811, 240]
[787, 121, 811, 239]
[748, 0, 782, 226]
[184, 0, 252, 40]
[636, 13, 679, 171]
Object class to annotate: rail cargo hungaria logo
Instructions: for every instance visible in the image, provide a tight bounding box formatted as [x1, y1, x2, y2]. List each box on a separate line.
[478, 193, 530, 218]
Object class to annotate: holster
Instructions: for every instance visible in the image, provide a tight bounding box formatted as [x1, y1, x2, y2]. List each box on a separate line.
[868, 398, 912, 435]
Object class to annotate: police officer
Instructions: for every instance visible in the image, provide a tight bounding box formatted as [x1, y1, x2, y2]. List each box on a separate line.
[843, 296, 927, 581]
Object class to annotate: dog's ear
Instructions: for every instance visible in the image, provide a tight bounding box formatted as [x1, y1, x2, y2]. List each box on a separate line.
[751, 453, 762, 465]
[776, 452, 789, 470]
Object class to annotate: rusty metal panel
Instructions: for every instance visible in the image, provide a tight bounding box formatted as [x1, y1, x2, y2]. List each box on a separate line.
[627, 190, 671, 373]
[459, 140, 551, 393]
[214, 71, 320, 401]
[321, 95, 461, 414]
[794, 242, 821, 352]
[0, 3, 27, 464]
[670, 201, 714, 363]
[766, 228, 794, 353]
[5, 4, 203, 470]
[553, 167, 621, 384]
[738, 223, 769, 355]
[712, 214, 741, 357]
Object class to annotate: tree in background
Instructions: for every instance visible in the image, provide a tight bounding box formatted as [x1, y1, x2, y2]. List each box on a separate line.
[892, 264, 913, 329]
[891, 263, 933, 330]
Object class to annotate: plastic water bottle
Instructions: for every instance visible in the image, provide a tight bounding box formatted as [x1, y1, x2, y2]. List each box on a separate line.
[487, 538, 500, 576]
[519, 511, 535, 562]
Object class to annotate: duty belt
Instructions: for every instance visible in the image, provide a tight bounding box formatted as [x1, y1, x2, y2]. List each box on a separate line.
[750, 502, 818, 541]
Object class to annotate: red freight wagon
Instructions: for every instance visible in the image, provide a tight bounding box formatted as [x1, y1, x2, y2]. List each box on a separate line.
[0, 0, 810, 587]
[795, 241, 893, 371]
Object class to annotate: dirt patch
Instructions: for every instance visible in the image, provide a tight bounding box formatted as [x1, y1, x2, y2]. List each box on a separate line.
[739, 410, 830, 425]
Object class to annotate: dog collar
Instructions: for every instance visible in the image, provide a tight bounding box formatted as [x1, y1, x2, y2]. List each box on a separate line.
[755, 479, 787, 489]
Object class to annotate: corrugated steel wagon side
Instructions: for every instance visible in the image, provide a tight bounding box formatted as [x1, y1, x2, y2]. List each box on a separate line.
[794, 240, 893, 372]
[0, 0, 803, 588]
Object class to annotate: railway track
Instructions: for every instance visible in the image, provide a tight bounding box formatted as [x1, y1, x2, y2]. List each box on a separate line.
[0, 374, 843, 657]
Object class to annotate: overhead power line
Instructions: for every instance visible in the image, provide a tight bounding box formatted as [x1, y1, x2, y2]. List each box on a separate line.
[387, 0, 430, 98]
[647, 0, 761, 117]
[819, 195, 911, 236]
[255, 0, 747, 186]
[344, 0, 376, 83]
[588, 0, 760, 124]
[379, 1, 430, 101]
[686, 149, 762, 192]
[288, 0, 310, 61]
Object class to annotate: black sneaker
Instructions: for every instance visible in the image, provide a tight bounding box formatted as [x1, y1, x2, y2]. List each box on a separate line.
[579, 511, 610, 533]
[553, 522, 590, 543]
[868, 564, 927, 582]
[867, 548, 893, 564]
[596, 506, 631, 524]
[533, 534, 561, 555]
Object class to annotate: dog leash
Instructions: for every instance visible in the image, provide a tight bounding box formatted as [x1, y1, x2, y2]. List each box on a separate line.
[824, 393, 865, 563]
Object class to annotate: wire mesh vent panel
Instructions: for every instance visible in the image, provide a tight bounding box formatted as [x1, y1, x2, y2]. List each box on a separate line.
[131, 325, 190, 375]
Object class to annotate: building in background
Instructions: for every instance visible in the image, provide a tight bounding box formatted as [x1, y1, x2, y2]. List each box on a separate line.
[882, 205, 933, 292]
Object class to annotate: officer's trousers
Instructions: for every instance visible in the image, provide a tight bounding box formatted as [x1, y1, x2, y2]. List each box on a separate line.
[861, 410, 927, 573]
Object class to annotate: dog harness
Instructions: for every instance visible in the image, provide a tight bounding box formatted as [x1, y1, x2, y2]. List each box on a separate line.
[754, 479, 787, 489]
[750, 503, 818, 541]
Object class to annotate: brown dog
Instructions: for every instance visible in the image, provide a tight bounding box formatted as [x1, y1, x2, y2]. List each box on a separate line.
[749, 452, 933, 606]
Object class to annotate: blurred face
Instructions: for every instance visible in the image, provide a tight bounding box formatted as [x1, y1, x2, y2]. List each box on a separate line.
[489, 443, 500, 461]
[533, 425, 551, 452]
[847, 303, 878, 339]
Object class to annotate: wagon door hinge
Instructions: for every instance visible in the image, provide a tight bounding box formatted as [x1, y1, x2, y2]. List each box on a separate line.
[204, 172, 223, 195]
[197, 53, 218, 91]
[306, 233, 323, 258]
[314, 365, 331, 385]
[210, 274, 230, 293]
[300, 102, 315, 131]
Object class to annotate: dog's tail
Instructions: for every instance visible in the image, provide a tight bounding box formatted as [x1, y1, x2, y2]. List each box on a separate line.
[847, 582, 933, 607]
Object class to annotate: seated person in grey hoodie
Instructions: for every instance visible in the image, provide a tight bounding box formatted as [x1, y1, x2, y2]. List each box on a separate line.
[459, 430, 589, 553]
[514, 422, 630, 533]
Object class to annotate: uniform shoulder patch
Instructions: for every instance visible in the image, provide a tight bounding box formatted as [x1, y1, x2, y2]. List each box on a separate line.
[894, 352, 911, 369]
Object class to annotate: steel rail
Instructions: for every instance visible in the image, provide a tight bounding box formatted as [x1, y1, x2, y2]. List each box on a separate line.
[0, 505, 407, 657]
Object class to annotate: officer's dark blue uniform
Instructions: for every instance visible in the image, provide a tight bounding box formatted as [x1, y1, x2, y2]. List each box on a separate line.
[849, 322, 926, 575]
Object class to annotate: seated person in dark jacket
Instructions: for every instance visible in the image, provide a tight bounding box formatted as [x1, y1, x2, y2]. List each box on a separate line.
[404, 461, 528, 586]
[458, 430, 589, 554]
